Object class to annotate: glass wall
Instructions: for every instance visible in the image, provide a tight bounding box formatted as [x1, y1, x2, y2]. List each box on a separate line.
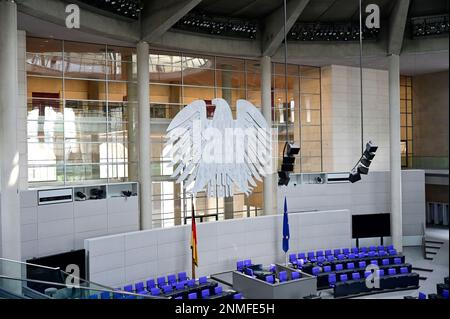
[400, 75, 413, 168]
[26, 37, 322, 228]
[26, 38, 137, 186]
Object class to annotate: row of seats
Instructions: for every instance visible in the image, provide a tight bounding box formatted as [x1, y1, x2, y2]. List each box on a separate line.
[414, 277, 449, 300]
[310, 257, 404, 275]
[290, 248, 398, 265]
[328, 267, 410, 287]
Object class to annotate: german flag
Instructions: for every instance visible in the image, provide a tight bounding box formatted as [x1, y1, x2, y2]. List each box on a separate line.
[191, 200, 198, 268]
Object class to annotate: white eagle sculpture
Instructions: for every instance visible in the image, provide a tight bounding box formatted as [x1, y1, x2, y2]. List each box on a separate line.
[166, 98, 271, 198]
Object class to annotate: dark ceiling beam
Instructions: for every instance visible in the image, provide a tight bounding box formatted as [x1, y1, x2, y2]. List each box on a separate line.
[262, 0, 310, 57]
[16, 0, 140, 42]
[141, 0, 202, 43]
[387, 0, 411, 55]
[230, 0, 259, 17]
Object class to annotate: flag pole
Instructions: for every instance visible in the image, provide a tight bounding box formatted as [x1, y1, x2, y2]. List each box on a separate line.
[191, 194, 196, 280]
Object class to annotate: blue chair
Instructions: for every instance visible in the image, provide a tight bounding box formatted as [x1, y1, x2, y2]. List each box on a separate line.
[298, 253, 306, 260]
[343, 248, 350, 255]
[388, 268, 396, 276]
[123, 284, 133, 293]
[325, 249, 332, 256]
[187, 279, 195, 287]
[360, 247, 368, 253]
[378, 245, 385, 251]
[175, 296, 183, 300]
[340, 274, 348, 282]
[201, 289, 210, 298]
[327, 255, 335, 262]
[323, 265, 332, 272]
[146, 279, 155, 290]
[168, 274, 177, 285]
[289, 253, 297, 262]
[328, 274, 337, 287]
[369, 246, 376, 252]
[333, 249, 341, 256]
[307, 251, 315, 260]
[379, 250, 387, 257]
[236, 260, 244, 271]
[358, 252, 366, 259]
[337, 254, 345, 260]
[178, 272, 187, 282]
[89, 294, 98, 299]
[291, 272, 300, 280]
[312, 266, 320, 276]
[347, 262, 355, 270]
[157, 276, 166, 287]
[348, 253, 356, 259]
[243, 259, 252, 267]
[400, 267, 408, 274]
[351, 247, 359, 254]
[150, 288, 160, 296]
[358, 261, 366, 268]
[214, 286, 223, 295]
[188, 293, 197, 299]
[266, 275, 275, 284]
[352, 273, 361, 280]
[387, 245, 394, 250]
[199, 276, 208, 285]
[162, 285, 173, 294]
[317, 256, 326, 263]
[442, 289, 449, 299]
[316, 250, 324, 257]
[135, 282, 145, 293]
[175, 282, 185, 290]
[245, 268, 254, 277]
[279, 271, 288, 282]
[418, 292, 426, 300]
[368, 251, 376, 257]
[388, 249, 397, 256]
[394, 257, 402, 264]
[335, 264, 343, 271]
[376, 269, 385, 277]
[100, 291, 110, 299]
[370, 260, 378, 266]
[364, 271, 372, 278]
[382, 259, 389, 266]
[233, 293, 242, 299]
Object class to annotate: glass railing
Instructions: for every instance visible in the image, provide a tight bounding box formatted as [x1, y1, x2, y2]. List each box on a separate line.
[0, 258, 166, 299]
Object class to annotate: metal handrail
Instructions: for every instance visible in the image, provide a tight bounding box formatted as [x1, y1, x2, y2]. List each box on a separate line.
[0, 275, 167, 299]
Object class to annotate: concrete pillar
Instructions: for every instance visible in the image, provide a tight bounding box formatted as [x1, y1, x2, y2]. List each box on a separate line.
[137, 41, 152, 229]
[0, 0, 21, 261]
[221, 65, 234, 219]
[126, 56, 138, 181]
[261, 56, 277, 215]
[388, 54, 403, 252]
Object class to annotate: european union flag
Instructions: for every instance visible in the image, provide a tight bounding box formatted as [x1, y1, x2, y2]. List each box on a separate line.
[282, 197, 290, 253]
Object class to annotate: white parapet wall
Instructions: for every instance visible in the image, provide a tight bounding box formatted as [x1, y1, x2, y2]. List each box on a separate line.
[85, 209, 352, 288]
[277, 170, 426, 247]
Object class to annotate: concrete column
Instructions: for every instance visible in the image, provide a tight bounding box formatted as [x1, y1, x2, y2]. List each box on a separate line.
[0, 0, 21, 261]
[221, 65, 234, 219]
[137, 41, 152, 229]
[389, 54, 403, 252]
[261, 56, 277, 215]
[126, 56, 138, 181]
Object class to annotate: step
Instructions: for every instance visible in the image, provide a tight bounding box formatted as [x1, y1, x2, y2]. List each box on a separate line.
[426, 251, 437, 255]
[425, 240, 444, 245]
[425, 245, 442, 250]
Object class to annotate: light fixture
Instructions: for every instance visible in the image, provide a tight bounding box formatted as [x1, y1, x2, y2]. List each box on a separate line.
[348, 140, 378, 183]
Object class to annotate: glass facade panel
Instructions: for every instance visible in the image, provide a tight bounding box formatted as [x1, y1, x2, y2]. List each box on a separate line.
[400, 75, 413, 168]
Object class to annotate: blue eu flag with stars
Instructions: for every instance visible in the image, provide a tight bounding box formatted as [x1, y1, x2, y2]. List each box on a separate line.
[282, 197, 290, 253]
